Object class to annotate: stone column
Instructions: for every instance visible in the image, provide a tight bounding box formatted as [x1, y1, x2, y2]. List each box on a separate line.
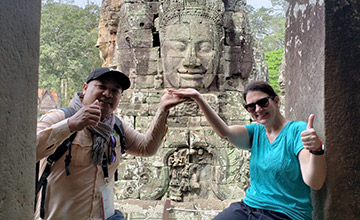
[285, 0, 360, 219]
[0, 0, 41, 219]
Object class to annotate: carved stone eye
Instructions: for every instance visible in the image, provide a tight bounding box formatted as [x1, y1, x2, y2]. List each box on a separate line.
[197, 41, 213, 54]
[171, 41, 187, 52]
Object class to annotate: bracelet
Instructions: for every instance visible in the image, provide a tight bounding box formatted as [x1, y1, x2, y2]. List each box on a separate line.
[309, 139, 325, 155]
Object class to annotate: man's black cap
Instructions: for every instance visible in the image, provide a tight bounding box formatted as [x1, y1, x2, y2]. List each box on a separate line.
[86, 67, 131, 91]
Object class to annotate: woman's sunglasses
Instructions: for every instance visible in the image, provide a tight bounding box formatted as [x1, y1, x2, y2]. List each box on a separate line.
[244, 96, 274, 112]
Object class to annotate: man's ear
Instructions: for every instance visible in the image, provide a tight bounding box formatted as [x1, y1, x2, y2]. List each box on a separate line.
[82, 83, 88, 95]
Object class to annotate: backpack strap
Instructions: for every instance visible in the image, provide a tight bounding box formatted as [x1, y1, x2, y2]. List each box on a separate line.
[60, 107, 76, 118]
[35, 107, 77, 218]
[59, 107, 76, 176]
[113, 116, 126, 182]
[114, 116, 126, 154]
[35, 132, 77, 218]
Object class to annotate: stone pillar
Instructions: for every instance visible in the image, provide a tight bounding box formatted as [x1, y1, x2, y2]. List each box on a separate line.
[0, 0, 41, 219]
[285, 0, 360, 219]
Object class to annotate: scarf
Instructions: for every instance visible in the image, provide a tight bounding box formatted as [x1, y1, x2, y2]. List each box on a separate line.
[69, 92, 115, 165]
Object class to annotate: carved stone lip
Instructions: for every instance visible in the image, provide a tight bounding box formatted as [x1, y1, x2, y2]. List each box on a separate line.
[178, 73, 204, 79]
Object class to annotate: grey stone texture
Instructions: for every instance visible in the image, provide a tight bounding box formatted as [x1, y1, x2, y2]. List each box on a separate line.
[1, 0, 359, 219]
[285, 0, 360, 219]
[0, 0, 41, 219]
[98, 0, 262, 218]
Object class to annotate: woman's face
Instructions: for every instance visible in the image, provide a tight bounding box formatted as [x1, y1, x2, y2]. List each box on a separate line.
[245, 90, 278, 125]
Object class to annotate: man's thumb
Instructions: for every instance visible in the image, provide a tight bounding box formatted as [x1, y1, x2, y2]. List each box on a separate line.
[307, 114, 314, 129]
[93, 99, 100, 105]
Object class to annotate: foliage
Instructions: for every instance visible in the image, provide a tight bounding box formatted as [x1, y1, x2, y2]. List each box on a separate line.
[246, 1, 286, 91]
[265, 49, 283, 95]
[39, 0, 101, 106]
[246, 1, 286, 52]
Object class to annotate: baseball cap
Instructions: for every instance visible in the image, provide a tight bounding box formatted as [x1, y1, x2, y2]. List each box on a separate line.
[86, 67, 131, 91]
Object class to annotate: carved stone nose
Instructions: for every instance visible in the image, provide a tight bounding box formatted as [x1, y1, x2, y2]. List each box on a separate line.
[183, 46, 201, 68]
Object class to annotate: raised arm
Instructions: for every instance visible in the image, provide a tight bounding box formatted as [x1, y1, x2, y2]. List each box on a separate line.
[36, 110, 73, 161]
[37, 100, 101, 161]
[170, 88, 251, 150]
[124, 92, 188, 156]
[298, 114, 327, 190]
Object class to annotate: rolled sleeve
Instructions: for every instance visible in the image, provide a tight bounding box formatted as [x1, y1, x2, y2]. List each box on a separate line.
[36, 110, 73, 161]
[124, 108, 169, 156]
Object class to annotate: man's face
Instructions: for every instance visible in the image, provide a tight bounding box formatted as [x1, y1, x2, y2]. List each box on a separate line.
[161, 18, 219, 89]
[82, 77, 123, 120]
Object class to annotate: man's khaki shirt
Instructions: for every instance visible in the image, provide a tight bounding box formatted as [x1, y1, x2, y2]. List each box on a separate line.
[35, 108, 168, 220]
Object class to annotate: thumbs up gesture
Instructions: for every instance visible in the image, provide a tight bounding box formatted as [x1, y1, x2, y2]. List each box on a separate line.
[301, 114, 322, 151]
[68, 99, 101, 132]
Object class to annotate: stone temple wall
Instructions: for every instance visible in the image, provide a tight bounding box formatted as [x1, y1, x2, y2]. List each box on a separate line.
[98, 0, 267, 218]
[1, 0, 358, 219]
[0, 0, 41, 219]
[285, 0, 360, 219]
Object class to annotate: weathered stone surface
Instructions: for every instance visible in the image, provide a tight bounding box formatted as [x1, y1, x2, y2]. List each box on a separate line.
[249, 39, 269, 82]
[285, 0, 360, 219]
[97, 0, 122, 67]
[98, 0, 264, 218]
[134, 47, 159, 61]
[0, 0, 41, 219]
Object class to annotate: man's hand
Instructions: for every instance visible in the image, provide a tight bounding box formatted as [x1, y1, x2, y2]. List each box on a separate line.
[67, 100, 101, 132]
[301, 114, 322, 151]
[159, 89, 191, 112]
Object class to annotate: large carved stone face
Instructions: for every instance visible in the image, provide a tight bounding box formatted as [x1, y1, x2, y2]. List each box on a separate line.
[96, 28, 108, 62]
[161, 17, 220, 89]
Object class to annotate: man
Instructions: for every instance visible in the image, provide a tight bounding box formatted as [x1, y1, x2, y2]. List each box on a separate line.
[35, 67, 185, 220]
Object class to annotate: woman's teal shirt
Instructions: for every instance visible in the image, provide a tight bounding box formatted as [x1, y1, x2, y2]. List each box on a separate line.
[243, 121, 312, 220]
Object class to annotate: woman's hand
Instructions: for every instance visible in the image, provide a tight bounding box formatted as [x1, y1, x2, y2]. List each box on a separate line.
[299, 114, 326, 190]
[301, 114, 322, 151]
[167, 88, 201, 101]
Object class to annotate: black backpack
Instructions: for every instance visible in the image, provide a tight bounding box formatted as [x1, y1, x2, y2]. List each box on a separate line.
[34, 107, 126, 219]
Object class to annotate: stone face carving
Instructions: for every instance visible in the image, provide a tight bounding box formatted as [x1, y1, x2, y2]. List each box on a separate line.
[159, 1, 224, 89]
[160, 18, 220, 89]
[96, 0, 122, 67]
[97, 0, 267, 218]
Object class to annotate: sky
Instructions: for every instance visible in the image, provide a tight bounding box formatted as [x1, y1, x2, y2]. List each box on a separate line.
[74, 0, 272, 9]
[73, 0, 101, 7]
[247, 0, 272, 9]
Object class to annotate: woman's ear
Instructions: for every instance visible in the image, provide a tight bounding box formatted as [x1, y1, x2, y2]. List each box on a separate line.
[274, 96, 280, 104]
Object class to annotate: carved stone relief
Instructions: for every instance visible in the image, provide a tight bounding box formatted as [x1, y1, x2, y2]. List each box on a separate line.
[98, 0, 268, 218]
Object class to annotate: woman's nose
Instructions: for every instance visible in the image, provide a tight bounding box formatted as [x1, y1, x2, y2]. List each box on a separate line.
[255, 104, 263, 112]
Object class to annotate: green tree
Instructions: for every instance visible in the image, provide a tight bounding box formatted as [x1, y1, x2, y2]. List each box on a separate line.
[247, 2, 286, 52]
[39, 0, 101, 107]
[246, 2, 286, 90]
[265, 49, 283, 95]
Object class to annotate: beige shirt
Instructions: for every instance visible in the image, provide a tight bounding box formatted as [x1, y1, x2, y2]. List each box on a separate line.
[35, 108, 168, 220]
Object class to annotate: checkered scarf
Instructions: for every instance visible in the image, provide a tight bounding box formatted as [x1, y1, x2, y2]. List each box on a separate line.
[70, 92, 115, 165]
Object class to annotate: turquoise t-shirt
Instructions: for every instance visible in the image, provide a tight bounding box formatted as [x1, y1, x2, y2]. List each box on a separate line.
[243, 121, 312, 220]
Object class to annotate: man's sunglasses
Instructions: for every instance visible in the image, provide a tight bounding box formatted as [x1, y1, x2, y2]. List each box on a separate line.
[243, 96, 274, 112]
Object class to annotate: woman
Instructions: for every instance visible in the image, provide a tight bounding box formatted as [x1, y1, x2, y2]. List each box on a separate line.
[169, 81, 326, 220]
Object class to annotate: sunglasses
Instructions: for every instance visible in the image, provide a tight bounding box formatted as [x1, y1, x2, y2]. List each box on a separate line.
[244, 96, 273, 112]
[108, 132, 117, 164]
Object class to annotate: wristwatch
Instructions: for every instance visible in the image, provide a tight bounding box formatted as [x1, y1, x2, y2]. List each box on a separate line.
[309, 143, 325, 155]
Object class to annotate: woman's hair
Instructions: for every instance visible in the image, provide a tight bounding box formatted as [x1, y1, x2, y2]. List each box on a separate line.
[243, 81, 278, 102]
